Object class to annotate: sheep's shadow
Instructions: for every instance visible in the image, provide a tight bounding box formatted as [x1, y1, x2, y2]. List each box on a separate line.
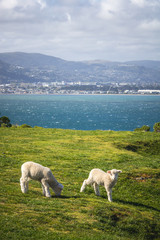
[116, 199, 160, 212]
[51, 195, 79, 199]
[92, 195, 159, 212]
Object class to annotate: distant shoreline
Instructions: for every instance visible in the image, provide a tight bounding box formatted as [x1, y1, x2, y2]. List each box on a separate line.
[0, 93, 160, 96]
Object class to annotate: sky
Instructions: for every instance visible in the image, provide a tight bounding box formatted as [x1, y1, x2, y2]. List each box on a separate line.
[0, 0, 160, 62]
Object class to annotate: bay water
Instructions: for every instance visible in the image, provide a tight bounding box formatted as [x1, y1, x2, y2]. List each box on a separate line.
[0, 94, 160, 131]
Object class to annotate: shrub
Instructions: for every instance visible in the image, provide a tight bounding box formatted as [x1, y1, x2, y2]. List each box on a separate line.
[0, 116, 12, 127]
[1, 123, 7, 128]
[20, 124, 32, 128]
[134, 125, 150, 132]
[153, 122, 160, 132]
[34, 126, 44, 129]
[11, 124, 18, 128]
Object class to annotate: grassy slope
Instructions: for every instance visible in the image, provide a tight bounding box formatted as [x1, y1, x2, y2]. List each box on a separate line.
[0, 128, 160, 240]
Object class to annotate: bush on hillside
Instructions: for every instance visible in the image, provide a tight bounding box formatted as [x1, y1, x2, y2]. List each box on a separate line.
[0, 116, 12, 127]
[153, 122, 160, 132]
[20, 124, 32, 128]
[1, 123, 7, 128]
[11, 124, 18, 128]
[34, 126, 44, 129]
[134, 125, 150, 132]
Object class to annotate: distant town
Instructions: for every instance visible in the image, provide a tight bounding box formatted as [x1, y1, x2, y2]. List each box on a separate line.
[1, 81, 160, 95]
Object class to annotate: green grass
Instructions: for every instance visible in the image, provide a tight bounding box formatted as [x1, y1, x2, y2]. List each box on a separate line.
[0, 128, 160, 240]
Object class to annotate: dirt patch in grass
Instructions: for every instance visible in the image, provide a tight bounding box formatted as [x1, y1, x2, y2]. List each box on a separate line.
[126, 172, 160, 182]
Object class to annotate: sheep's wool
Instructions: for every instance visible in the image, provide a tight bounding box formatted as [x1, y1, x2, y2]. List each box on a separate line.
[80, 168, 122, 202]
[20, 161, 63, 197]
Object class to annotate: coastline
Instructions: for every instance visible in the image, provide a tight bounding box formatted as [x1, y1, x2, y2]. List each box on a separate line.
[0, 93, 160, 96]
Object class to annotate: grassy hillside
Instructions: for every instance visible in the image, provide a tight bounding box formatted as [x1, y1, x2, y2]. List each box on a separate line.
[0, 128, 160, 240]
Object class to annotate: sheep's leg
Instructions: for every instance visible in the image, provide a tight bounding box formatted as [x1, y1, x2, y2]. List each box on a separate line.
[25, 181, 28, 192]
[80, 178, 93, 192]
[41, 184, 46, 196]
[80, 179, 87, 192]
[41, 179, 51, 197]
[106, 189, 112, 202]
[93, 183, 100, 196]
[20, 177, 28, 193]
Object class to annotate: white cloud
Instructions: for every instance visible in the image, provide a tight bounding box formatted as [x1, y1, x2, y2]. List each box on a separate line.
[37, 0, 46, 9]
[131, 0, 146, 7]
[66, 12, 72, 22]
[131, 0, 160, 8]
[0, 0, 46, 11]
[0, 0, 160, 61]
[0, 0, 18, 9]
[97, 0, 127, 20]
[140, 19, 160, 31]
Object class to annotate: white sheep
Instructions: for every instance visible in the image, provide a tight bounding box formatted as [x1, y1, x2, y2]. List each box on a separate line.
[80, 168, 122, 202]
[20, 161, 63, 197]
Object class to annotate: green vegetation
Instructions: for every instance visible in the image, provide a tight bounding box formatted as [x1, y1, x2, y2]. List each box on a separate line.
[19, 124, 32, 128]
[0, 116, 12, 127]
[154, 122, 160, 132]
[134, 125, 150, 132]
[0, 128, 160, 240]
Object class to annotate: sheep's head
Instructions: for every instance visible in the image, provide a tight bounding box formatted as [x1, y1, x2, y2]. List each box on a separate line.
[107, 169, 122, 180]
[54, 183, 64, 196]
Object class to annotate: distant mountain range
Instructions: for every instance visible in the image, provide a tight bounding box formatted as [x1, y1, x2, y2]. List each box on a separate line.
[0, 52, 160, 84]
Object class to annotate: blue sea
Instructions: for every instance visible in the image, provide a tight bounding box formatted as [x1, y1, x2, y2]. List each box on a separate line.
[0, 94, 160, 131]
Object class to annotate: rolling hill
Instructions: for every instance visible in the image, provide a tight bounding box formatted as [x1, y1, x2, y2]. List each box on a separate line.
[0, 52, 160, 84]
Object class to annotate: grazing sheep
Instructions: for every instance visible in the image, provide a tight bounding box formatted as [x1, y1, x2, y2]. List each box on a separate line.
[20, 161, 63, 197]
[80, 168, 122, 202]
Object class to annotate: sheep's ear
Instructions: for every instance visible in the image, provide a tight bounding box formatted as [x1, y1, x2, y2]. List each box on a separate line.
[107, 170, 111, 174]
[117, 170, 122, 173]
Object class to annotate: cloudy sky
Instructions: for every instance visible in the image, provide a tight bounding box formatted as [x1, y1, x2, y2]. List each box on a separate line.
[0, 0, 160, 61]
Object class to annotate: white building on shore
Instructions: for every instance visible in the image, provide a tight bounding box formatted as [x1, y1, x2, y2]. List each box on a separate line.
[138, 90, 160, 94]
